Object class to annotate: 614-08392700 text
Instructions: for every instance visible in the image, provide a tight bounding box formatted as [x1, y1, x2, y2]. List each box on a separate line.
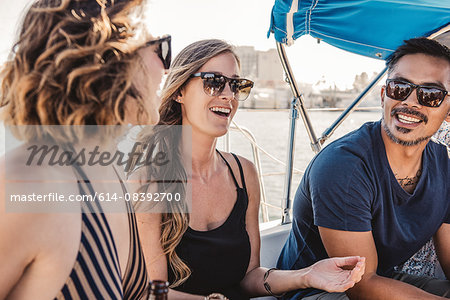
[9, 192, 182, 203]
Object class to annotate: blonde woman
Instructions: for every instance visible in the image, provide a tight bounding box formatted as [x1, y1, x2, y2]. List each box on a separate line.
[135, 39, 366, 300]
[0, 0, 169, 298]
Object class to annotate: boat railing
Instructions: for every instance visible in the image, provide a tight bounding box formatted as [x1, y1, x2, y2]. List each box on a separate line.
[223, 122, 304, 223]
[223, 106, 383, 224]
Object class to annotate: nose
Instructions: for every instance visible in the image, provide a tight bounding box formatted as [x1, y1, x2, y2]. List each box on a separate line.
[401, 87, 421, 108]
[220, 82, 235, 101]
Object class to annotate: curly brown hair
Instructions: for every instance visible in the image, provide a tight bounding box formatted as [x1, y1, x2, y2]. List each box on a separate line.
[0, 0, 149, 132]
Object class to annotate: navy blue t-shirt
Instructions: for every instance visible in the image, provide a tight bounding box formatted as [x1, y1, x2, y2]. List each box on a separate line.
[277, 121, 450, 299]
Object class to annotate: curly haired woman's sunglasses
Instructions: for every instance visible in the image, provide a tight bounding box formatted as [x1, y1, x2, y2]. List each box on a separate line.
[385, 79, 448, 108]
[145, 35, 171, 70]
[191, 72, 254, 101]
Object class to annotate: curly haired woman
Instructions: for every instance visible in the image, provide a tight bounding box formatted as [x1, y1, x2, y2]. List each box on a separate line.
[0, 0, 169, 298]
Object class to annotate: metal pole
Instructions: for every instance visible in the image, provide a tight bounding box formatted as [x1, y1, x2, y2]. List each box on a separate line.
[281, 98, 298, 224]
[276, 42, 321, 224]
[276, 42, 321, 154]
[250, 142, 270, 223]
[428, 24, 449, 39]
[228, 125, 269, 222]
[320, 66, 388, 143]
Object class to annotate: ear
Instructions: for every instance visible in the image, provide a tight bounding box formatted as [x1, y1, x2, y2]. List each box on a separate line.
[176, 90, 184, 103]
[380, 85, 386, 108]
[446, 108, 450, 123]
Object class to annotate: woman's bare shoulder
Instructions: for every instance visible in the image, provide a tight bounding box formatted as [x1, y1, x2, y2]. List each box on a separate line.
[218, 151, 257, 178]
[1, 147, 82, 247]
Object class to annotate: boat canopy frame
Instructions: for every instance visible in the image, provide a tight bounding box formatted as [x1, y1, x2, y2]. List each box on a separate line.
[268, 0, 450, 224]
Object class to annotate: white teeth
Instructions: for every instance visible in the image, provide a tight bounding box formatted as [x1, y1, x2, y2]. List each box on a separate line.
[210, 107, 231, 114]
[397, 114, 421, 124]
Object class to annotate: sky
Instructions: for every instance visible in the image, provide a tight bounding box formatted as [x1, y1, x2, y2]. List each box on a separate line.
[0, 0, 386, 89]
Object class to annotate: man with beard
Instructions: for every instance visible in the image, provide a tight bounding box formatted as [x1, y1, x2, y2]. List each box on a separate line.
[278, 37, 450, 300]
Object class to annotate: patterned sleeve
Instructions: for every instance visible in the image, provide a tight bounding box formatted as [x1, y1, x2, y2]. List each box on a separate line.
[433, 121, 450, 147]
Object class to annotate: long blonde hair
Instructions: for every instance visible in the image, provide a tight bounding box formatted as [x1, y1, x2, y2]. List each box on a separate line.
[0, 0, 148, 133]
[146, 39, 240, 287]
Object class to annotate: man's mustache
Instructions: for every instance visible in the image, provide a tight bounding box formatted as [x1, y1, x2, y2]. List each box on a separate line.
[390, 107, 428, 124]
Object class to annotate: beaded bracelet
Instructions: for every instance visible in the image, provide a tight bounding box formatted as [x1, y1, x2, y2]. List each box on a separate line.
[263, 268, 287, 298]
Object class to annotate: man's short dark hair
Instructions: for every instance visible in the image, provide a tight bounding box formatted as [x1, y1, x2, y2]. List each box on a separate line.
[386, 37, 450, 74]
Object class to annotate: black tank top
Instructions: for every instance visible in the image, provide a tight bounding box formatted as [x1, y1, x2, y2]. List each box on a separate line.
[168, 151, 251, 300]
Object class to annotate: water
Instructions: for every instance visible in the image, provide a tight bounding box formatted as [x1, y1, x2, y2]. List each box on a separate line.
[219, 109, 381, 221]
[0, 109, 381, 221]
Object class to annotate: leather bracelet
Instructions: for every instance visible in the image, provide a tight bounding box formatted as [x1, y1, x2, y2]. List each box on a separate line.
[263, 268, 286, 298]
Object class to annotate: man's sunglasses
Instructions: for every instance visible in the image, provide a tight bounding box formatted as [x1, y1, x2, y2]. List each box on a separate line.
[145, 35, 171, 70]
[385, 79, 448, 108]
[190, 72, 254, 101]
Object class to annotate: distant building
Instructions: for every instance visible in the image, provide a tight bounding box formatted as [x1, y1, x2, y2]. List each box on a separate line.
[234, 45, 384, 109]
[234, 46, 258, 79]
[257, 49, 284, 83]
[234, 46, 284, 84]
[235, 46, 289, 109]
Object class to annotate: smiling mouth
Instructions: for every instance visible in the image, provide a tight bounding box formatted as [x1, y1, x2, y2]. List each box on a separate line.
[395, 113, 423, 125]
[209, 107, 231, 118]
[390, 107, 428, 126]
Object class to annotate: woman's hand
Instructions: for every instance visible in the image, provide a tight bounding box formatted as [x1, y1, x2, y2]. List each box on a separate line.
[205, 293, 228, 300]
[303, 256, 366, 292]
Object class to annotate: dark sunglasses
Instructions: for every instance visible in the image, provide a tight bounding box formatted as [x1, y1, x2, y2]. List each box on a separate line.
[190, 72, 254, 101]
[385, 79, 448, 108]
[145, 35, 171, 70]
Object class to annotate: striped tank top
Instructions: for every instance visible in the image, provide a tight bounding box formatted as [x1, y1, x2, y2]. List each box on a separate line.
[54, 164, 147, 299]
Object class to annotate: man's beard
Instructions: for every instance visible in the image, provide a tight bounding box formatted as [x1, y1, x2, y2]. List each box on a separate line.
[381, 117, 432, 146]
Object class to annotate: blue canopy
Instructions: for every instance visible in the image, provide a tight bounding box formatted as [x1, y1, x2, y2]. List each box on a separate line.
[268, 0, 450, 60]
